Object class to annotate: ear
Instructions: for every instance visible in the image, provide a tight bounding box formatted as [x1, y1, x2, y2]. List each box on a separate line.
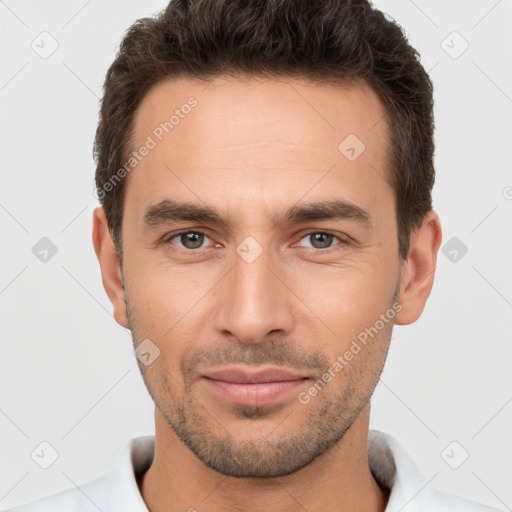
[92, 206, 129, 329]
[394, 210, 442, 325]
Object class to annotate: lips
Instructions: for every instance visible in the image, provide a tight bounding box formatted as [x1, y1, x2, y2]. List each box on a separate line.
[199, 366, 310, 407]
[200, 366, 309, 384]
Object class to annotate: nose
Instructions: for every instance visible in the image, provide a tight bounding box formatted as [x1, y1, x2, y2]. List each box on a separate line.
[213, 243, 295, 344]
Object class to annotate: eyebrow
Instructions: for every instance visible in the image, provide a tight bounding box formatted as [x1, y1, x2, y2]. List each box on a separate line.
[142, 198, 373, 230]
[278, 199, 372, 226]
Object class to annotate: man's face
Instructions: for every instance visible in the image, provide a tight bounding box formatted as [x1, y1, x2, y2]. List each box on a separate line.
[120, 76, 402, 477]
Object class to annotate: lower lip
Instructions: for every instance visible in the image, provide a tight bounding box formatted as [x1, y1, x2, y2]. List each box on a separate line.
[201, 377, 308, 407]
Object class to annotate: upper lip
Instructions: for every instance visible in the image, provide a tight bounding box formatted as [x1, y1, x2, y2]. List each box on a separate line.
[200, 366, 309, 384]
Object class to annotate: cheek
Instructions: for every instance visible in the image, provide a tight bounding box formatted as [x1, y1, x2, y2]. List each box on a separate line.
[286, 252, 398, 352]
[125, 255, 217, 326]
[124, 261, 219, 378]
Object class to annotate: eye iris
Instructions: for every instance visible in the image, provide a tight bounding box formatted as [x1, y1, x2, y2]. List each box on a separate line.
[181, 232, 203, 249]
[311, 232, 333, 249]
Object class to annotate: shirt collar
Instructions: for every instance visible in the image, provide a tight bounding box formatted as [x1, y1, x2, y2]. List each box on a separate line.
[99, 429, 468, 511]
[368, 429, 437, 509]
[102, 434, 154, 511]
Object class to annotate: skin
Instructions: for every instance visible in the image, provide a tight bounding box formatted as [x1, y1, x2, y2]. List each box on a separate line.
[92, 76, 442, 512]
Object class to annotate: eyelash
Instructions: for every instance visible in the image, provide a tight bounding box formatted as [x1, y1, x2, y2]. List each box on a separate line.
[162, 230, 347, 253]
[163, 230, 218, 254]
[296, 232, 348, 252]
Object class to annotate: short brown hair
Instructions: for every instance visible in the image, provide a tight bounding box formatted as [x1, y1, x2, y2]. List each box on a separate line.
[94, 0, 435, 265]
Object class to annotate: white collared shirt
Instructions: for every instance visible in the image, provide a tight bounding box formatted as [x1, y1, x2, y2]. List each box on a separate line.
[3, 430, 504, 512]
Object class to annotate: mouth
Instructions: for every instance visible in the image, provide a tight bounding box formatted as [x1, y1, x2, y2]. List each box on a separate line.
[199, 366, 310, 407]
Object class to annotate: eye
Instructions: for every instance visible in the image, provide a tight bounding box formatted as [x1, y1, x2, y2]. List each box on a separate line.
[165, 231, 214, 250]
[296, 232, 344, 250]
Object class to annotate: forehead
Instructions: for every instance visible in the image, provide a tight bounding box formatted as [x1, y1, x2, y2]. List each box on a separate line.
[125, 75, 392, 223]
[131, 75, 389, 155]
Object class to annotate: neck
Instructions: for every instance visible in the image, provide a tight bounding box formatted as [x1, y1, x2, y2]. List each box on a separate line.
[139, 404, 389, 512]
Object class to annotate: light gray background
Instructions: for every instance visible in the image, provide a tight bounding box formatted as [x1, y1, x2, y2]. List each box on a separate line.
[1, 0, 511, 509]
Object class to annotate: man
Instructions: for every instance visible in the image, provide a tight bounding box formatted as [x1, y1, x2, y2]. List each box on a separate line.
[6, 0, 504, 511]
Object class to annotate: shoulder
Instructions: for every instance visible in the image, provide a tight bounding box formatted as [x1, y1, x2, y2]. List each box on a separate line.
[2, 435, 153, 512]
[2, 475, 111, 512]
[368, 430, 506, 512]
[424, 487, 506, 512]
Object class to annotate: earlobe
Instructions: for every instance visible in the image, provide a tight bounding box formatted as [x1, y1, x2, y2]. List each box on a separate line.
[394, 210, 442, 325]
[92, 207, 130, 329]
